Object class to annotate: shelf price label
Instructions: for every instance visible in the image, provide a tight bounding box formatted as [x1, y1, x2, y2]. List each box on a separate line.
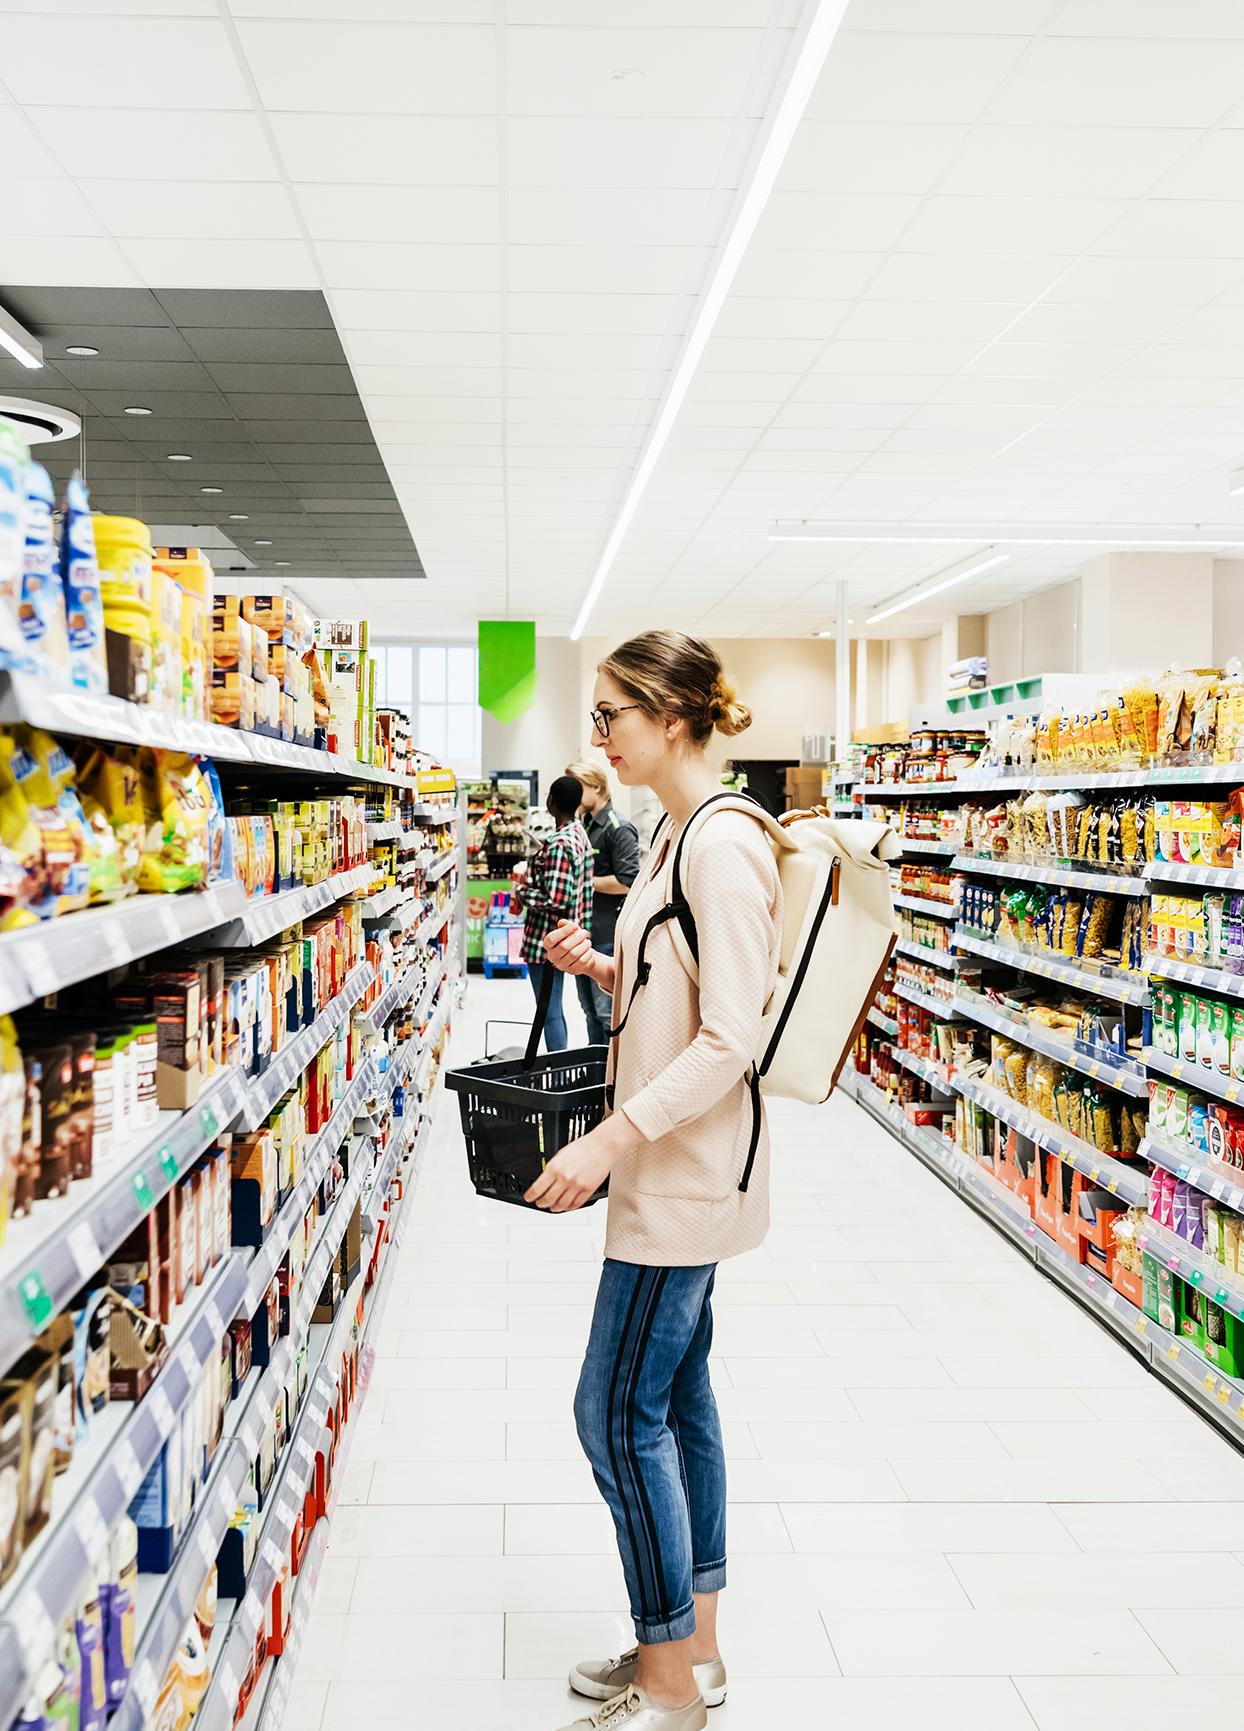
[131, 1171, 155, 1211]
[158, 1145, 179, 1183]
[17, 1269, 53, 1335]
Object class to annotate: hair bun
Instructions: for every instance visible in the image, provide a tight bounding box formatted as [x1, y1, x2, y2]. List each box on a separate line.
[708, 673, 753, 738]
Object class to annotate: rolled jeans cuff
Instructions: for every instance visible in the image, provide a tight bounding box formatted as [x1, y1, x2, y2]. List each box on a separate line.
[692, 1560, 726, 1595]
[633, 1598, 697, 1646]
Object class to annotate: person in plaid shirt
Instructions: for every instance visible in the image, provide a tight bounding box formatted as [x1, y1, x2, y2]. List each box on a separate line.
[515, 774, 594, 1051]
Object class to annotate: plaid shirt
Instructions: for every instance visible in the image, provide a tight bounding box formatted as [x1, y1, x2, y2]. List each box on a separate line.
[519, 818, 594, 964]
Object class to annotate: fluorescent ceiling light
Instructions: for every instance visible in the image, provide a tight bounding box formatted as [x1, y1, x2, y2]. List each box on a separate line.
[0, 303, 43, 370]
[866, 550, 1010, 626]
[567, 0, 851, 641]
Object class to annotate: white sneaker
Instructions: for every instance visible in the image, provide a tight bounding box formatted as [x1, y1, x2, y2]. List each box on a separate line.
[570, 1650, 727, 1709]
[556, 1684, 708, 1731]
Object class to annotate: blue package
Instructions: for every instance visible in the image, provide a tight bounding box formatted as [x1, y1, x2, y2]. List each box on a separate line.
[60, 470, 107, 693]
[20, 461, 69, 669]
[200, 756, 233, 884]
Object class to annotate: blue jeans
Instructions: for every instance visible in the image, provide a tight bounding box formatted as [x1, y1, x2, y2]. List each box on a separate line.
[527, 961, 567, 1052]
[575, 1261, 726, 1645]
[575, 941, 613, 1046]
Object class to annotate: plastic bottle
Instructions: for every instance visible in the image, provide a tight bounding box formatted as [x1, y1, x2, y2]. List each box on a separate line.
[60, 472, 107, 693]
[20, 462, 68, 668]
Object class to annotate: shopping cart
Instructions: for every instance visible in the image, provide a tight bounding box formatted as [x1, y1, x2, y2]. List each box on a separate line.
[445, 966, 609, 1210]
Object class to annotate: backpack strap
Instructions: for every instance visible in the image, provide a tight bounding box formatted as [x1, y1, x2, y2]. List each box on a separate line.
[610, 791, 791, 1193]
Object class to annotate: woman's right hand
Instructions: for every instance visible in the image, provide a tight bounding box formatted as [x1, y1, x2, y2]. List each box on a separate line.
[543, 919, 597, 976]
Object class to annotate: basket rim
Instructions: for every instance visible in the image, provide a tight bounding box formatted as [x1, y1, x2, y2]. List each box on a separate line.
[445, 1042, 607, 1111]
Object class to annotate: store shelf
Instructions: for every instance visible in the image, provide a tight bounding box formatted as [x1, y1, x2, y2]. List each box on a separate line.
[412, 903, 450, 946]
[859, 780, 969, 798]
[202, 864, 371, 949]
[955, 927, 1150, 1005]
[899, 838, 957, 856]
[0, 1062, 249, 1379]
[425, 850, 457, 884]
[1137, 1214, 1244, 1319]
[894, 980, 962, 1019]
[893, 893, 957, 919]
[0, 881, 248, 1015]
[951, 1070, 1150, 1204]
[235, 963, 375, 1132]
[0, 669, 415, 790]
[1146, 952, 1244, 1001]
[1144, 1045, 1244, 1107]
[361, 1111, 419, 1237]
[1141, 1131, 1244, 1217]
[366, 818, 404, 843]
[356, 964, 421, 1036]
[843, 1055, 1244, 1445]
[1147, 859, 1244, 891]
[0, 1252, 248, 1726]
[866, 1007, 899, 1037]
[360, 883, 403, 920]
[893, 1047, 954, 1092]
[894, 937, 964, 971]
[954, 990, 1149, 1099]
[950, 854, 1148, 897]
[238, 1061, 376, 1319]
[411, 802, 458, 824]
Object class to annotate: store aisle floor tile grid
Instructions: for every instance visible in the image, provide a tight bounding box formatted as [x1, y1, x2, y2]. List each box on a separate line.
[287, 977, 1244, 1731]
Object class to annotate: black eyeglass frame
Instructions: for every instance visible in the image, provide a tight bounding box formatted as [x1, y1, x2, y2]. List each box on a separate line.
[589, 704, 642, 739]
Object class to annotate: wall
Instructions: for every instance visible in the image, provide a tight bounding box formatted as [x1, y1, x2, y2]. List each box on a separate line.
[1213, 560, 1244, 665]
[982, 577, 1080, 680]
[480, 635, 586, 804]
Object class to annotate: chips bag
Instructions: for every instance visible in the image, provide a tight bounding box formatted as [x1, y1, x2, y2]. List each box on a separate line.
[76, 745, 145, 893]
[135, 750, 209, 893]
[4, 726, 90, 918]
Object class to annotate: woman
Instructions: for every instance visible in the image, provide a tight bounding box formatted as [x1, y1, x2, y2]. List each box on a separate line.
[526, 632, 782, 1731]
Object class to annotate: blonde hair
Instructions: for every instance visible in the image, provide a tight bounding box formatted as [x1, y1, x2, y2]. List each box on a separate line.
[599, 631, 752, 748]
[566, 760, 610, 797]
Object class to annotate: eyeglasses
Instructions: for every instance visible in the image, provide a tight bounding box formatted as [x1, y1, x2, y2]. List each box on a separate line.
[589, 704, 641, 740]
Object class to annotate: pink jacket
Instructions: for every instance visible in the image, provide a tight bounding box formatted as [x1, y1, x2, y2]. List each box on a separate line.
[605, 808, 782, 1266]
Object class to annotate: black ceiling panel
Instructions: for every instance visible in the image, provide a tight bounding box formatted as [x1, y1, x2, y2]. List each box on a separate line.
[0, 285, 423, 582]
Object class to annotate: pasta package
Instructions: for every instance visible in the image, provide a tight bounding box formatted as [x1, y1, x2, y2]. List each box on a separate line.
[135, 751, 210, 894]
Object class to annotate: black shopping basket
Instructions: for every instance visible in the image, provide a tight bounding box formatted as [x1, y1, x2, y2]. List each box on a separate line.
[445, 966, 609, 1210]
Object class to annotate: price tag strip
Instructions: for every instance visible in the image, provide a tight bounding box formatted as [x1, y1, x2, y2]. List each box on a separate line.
[954, 991, 1149, 1100]
[948, 1072, 1149, 1206]
[954, 926, 1150, 1007]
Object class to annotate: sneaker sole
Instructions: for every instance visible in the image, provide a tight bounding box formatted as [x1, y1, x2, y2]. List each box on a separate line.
[568, 1671, 727, 1710]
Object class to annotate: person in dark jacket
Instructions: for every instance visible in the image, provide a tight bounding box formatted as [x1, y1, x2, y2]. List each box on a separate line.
[565, 761, 640, 1046]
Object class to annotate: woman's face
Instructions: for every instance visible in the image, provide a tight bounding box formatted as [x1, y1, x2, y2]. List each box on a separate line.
[591, 672, 671, 787]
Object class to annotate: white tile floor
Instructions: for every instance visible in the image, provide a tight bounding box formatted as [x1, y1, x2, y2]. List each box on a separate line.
[286, 975, 1244, 1731]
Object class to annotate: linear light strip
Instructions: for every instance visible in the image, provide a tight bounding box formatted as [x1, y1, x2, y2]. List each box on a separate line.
[865, 550, 1010, 625]
[568, 0, 852, 641]
[0, 303, 42, 371]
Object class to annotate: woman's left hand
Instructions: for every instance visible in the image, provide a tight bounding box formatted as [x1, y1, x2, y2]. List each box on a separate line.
[524, 1112, 635, 1212]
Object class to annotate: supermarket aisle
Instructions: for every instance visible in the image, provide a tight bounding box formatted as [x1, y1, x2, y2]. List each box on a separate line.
[288, 976, 1244, 1731]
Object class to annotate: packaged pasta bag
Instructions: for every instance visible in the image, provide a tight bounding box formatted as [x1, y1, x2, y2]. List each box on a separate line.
[1214, 661, 1244, 762]
[3, 726, 90, 918]
[1048, 791, 1084, 859]
[1122, 679, 1159, 762]
[1107, 691, 1144, 767]
[1091, 703, 1118, 766]
[1190, 672, 1220, 761]
[135, 750, 209, 893]
[76, 745, 145, 892]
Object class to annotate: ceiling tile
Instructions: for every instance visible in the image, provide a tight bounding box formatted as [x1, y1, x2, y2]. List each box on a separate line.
[506, 25, 774, 120]
[0, 16, 249, 107]
[940, 125, 1195, 199]
[236, 20, 495, 113]
[507, 186, 730, 248]
[752, 191, 920, 252]
[506, 243, 709, 295]
[778, 121, 968, 194]
[120, 238, 317, 290]
[808, 32, 1028, 123]
[0, 237, 138, 286]
[33, 108, 278, 182]
[867, 252, 1062, 302]
[82, 180, 298, 242]
[1054, 0, 1244, 36]
[989, 37, 1244, 128]
[271, 113, 497, 184]
[1089, 198, 1244, 258]
[730, 249, 882, 301]
[899, 195, 1126, 256]
[508, 116, 755, 190]
[296, 183, 500, 245]
[0, 110, 63, 177]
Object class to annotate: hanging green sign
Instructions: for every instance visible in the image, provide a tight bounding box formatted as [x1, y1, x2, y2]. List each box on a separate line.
[478, 621, 536, 724]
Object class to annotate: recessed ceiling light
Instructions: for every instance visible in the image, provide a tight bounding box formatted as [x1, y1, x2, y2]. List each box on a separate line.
[123, 405, 152, 416]
[275, 560, 291, 567]
[65, 345, 98, 357]
[168, 453, 192, 462]
[229, 513, 248, 521]
[254, 539, 272, 546]
[200, 486, 222, 495]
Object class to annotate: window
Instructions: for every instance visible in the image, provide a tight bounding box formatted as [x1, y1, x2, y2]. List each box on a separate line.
[375, 640, 481, 777]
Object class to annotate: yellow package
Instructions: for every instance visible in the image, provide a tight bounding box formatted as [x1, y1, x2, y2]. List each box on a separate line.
[135, 749, 209, 894]
[4, 727, 90, 919]
[20, 727, 125, 907]
[77, 745, 145, 892]
[0, 732, 41, 929]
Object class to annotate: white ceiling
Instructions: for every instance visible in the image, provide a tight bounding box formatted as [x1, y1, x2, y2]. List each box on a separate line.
[7, 0, 1244, 638]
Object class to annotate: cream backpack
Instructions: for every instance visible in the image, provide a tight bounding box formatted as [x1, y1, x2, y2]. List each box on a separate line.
[613, 792, 900, 1189]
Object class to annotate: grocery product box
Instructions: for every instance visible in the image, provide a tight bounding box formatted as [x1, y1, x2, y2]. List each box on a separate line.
[314, 617, 369, 652]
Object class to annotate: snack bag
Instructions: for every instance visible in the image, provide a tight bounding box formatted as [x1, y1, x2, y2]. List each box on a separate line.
[25, 727, 125, 907]
[0, 729, 41, 927]
[76, 746, 144, 892]
[135, 751, 210, 894]
[200, 758, 233, 885]
[4, 726, 90, 917]
[61, 471, 108, 693]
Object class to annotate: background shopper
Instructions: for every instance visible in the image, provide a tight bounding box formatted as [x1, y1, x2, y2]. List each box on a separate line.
[565, 760, 640, 1047]
[513, 774, 593, 1053]
[527, 632, 782, 1731]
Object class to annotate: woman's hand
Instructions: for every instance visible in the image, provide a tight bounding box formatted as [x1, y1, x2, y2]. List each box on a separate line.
[543, 919, 596, 976]
[524, 1112, 637, 1212]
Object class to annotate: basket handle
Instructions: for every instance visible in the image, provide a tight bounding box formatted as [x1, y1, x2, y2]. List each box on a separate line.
[525, 963, 556, 1066]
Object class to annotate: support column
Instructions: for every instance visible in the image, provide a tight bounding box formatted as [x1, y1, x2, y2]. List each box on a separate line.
[1078, 553, 1214, 673]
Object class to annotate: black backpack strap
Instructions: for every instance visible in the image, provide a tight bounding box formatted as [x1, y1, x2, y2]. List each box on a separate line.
[739, 1067, 762, 1193]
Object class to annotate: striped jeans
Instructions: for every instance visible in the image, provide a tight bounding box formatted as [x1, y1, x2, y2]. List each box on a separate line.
[574, 1260, 726, 1645]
